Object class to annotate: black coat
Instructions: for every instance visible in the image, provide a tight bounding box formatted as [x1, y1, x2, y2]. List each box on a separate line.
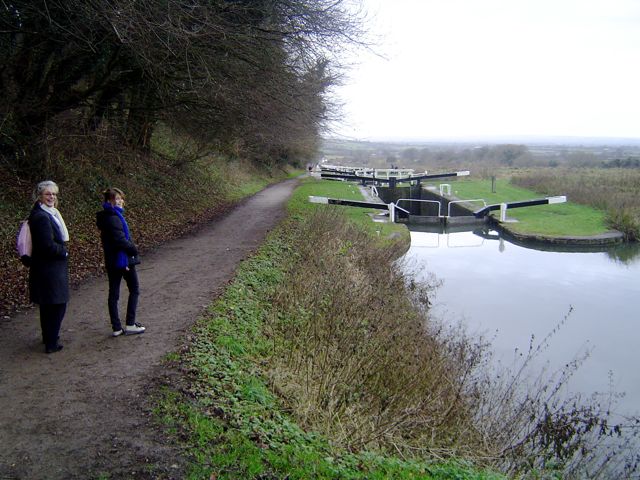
[96, 208, 138, 270]
[28, 204, 69, 305]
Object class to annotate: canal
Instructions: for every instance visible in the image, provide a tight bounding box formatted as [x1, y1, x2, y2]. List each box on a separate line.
[402, 225, 640, 418]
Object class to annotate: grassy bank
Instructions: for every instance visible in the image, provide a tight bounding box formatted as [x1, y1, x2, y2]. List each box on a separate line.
[438, 178, 610, 236]
[0, 129, 295, 316]
[154, 180, 501, 479]
[290, 177, 409, 243]
[510, 168, 640, 240]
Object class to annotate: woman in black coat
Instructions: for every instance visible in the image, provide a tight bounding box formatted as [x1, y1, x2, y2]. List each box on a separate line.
[28, 180, 69, 354]
[96, 187, 145, 336]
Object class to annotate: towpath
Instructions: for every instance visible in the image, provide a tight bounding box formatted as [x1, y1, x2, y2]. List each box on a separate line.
[0, 179, 298, 479]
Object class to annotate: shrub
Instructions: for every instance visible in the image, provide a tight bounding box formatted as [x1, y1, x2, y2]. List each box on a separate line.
[264, 208, 485, 457]
[261, 207, 639, 477]
[511, 168, 640, 241]
[606, 208, 640, 241]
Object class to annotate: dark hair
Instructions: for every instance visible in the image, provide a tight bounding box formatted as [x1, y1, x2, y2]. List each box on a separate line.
[103, 187, 125, 203]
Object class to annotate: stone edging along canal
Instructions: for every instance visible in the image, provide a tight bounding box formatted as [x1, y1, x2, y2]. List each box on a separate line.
[498, 224, 624, 249]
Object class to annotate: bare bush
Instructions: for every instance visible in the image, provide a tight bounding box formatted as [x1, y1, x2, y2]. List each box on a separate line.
[265, 208, 486, 457]
[263, 208, 640, 476]
[511, 168, 640, 240]
[468, 307, 640, 478]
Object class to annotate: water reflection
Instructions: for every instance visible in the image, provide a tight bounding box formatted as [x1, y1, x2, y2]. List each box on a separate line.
[403, 226, 640, 417]
[411, 223, 640, 259]
[606, 243, 640, 265]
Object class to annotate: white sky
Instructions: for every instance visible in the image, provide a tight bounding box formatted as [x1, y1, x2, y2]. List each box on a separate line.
[333, 0, 640, 141]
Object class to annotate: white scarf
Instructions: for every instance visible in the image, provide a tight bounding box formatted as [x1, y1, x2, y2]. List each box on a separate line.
[39, 203, 70, 242]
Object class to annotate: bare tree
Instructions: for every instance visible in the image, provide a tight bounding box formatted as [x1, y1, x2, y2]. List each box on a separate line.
[0, 0, 366, 171]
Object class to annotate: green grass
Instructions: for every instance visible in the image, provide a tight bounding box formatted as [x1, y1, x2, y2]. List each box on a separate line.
[287, 168, 307, 178]
[230, 179, 272, 199]
[441, 178, 609, 236]
[292, 177, 366, 201]
[295, 176, 609, 237]
[509, 167, 640, 240]
[289, 177, 410, 244]
[226, 165, 304, 201]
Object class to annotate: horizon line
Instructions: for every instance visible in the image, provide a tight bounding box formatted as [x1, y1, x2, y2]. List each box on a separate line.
[324, 133, 640, 145]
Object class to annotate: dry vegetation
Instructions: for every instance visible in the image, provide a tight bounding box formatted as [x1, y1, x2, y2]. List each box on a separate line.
[511, 168, 640, 240]
[260, 207, 639, 478]
[266, 209, 483, 458]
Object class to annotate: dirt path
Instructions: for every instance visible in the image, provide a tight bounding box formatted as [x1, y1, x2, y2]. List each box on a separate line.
[0, 179, 299, 480]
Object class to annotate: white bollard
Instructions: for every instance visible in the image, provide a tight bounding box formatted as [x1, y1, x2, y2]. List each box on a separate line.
[500, 203, 507, 222]
[389, 202, 395, 223]
[439, 183, 451, 196]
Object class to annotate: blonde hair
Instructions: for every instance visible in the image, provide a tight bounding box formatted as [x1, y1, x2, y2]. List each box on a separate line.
[34, 180, 60, 206]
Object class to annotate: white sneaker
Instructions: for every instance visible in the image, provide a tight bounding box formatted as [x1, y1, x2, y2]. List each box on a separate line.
[124, 323, 146, 335]
[112, 329, 124, 337]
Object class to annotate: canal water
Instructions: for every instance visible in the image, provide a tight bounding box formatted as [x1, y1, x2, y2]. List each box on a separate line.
[402, 225, 640, 418]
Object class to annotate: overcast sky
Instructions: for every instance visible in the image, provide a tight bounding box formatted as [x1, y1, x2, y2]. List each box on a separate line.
[332, 0, 640, 141]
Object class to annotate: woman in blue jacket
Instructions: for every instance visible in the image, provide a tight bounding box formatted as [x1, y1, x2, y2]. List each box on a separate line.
[28, 180, 69, 353]
[96, 187, 145, 336]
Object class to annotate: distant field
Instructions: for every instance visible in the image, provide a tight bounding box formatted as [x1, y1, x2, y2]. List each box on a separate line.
[433, 178, 609, 236]
[510, 167, 640, 210]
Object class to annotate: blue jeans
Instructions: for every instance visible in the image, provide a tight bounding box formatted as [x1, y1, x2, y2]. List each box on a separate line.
[107, 266, 139, 330]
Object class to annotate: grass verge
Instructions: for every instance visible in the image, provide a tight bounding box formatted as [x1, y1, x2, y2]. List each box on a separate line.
[441, 178, 609, 236]
[510, 168, 640, 240]
[289, 177, 410, 245]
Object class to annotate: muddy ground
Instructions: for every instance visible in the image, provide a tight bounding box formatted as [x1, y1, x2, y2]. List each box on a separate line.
[0, 179, 298, 480]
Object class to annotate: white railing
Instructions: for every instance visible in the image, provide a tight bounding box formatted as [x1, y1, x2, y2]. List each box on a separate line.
[388, 202, 409, 223]
[393, 203, 410, 215]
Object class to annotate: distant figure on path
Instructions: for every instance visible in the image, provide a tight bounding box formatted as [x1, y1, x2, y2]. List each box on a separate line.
[28, 180, 70, 354]
[96, 187, 145, 337]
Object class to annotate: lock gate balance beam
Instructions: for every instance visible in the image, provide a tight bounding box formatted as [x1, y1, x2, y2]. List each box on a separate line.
[473, 196, 566, 218]
[308, 196, 390, 210]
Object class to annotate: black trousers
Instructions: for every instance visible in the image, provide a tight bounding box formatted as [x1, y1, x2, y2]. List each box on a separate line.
[107, 266, 140, 330]
[39, 303, 66, 348]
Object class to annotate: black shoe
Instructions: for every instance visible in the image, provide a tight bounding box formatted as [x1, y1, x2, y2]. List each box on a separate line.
[45, 344, 63, 354]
